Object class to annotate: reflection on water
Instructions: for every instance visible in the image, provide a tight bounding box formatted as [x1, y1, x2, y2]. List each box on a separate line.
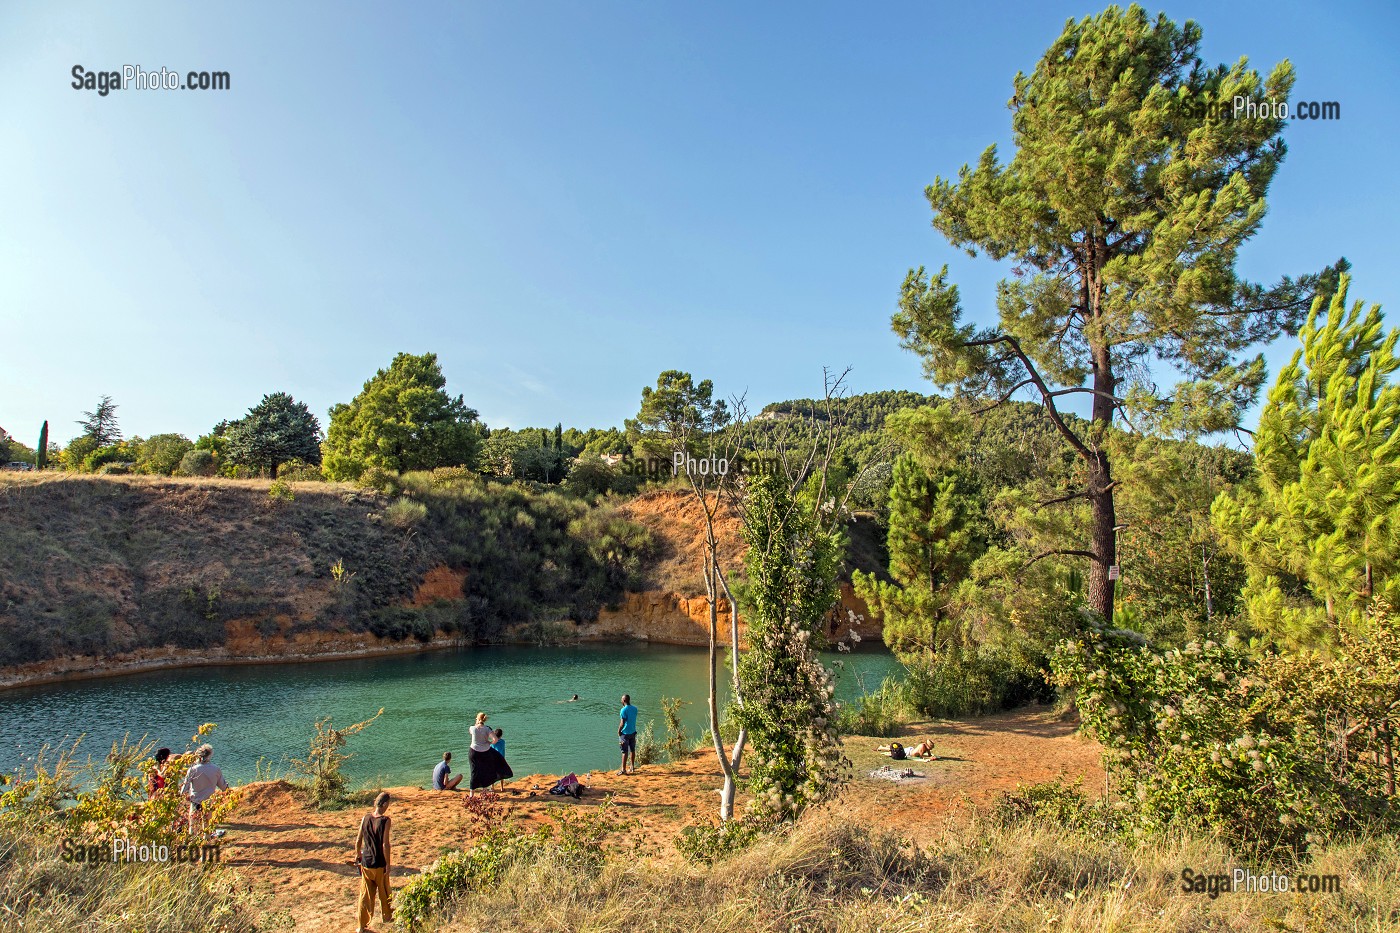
[0, 644, 900, 785]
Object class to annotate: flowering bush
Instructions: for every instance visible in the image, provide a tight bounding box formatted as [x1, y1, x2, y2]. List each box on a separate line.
[1052, 606, 1399, 853]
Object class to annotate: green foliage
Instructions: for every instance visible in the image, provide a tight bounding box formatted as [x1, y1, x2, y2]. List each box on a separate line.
[854, 455, 986, 652]
[660, 696, 690, 762]
[82, 440, 140, 473]
[674, 816, 765, 865]
[76, 394, 121, 447]
[734, 473, 848, 820]
[135, 433, 195, 476]
[834, 675, 907, 737]
[626, 370, 730, 461]
[1112, 434, 1251, 641]
[36, 420, 48, 470]
[267, 479, 295, 503]
[382, 496, 428, 530]
[323, 352, 481, 481]
[396, 797, 630, 931]
[634, 720, 659, 766]
[478, 428, 569, 482]
[223, 392, 322, 478]
[289, 709, 383, 808]
[992, 779, 1123, 837]
[900, 644, 1049, 718]
[1213, 276, 1399, 646]
[895, 5, 1341, 621]
[1052, 604, 1400, 854]
[177, 448, 218, 477]
[277, 458, 324, 482]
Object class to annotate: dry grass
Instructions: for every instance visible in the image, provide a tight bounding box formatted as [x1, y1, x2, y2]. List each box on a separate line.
[424, 799, 1400, 933]
[0, 827, 262, 933]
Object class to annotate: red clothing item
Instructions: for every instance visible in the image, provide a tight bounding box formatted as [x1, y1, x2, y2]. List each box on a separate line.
[149, 770, 167, 797]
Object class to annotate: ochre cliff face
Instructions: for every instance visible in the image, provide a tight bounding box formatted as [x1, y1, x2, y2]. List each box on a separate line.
[567, 582, 884, 648]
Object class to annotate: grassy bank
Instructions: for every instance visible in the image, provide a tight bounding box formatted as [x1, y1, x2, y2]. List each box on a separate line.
[411, 798, 1400, 933]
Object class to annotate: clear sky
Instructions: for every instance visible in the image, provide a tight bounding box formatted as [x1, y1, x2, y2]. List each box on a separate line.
[1, 1, 1396, 446]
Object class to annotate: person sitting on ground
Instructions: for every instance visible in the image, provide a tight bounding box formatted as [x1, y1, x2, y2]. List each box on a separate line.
[432, 751, 463, 791]
[179, 744, 230, 836]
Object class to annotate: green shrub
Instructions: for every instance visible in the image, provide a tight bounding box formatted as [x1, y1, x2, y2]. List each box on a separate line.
[661, 696, 690, 762]
[835, 675, 908, 736]
[992, 779, 1123, 836]
[268, 479, 295, 502]
[177, 448, 218, 477]
[383, 497, 428, 530]
[357, 465, 401, 494]
[634, 721, 659, 765]
[901, 644, 1049, 718]
[1052, 605, 1400, 854]
[289, 710, 383, 809]
[278, 459, 323, 482]
[675, 817, 766, 865]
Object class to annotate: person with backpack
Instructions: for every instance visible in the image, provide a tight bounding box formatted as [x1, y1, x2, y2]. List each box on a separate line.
[353, 791, 393, 933]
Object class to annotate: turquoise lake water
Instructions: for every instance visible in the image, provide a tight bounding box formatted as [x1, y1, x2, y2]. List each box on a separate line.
[0, 644, 901, 786]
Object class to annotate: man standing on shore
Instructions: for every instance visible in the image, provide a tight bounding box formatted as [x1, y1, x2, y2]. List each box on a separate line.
[617, 694, 638, 774]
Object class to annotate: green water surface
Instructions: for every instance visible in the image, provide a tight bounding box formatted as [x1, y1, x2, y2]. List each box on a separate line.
[0, 644, 900, 786]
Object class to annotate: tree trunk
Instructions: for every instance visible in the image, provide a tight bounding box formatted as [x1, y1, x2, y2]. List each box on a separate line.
[704, 551, 738, 821]
[1086, 339, 1117, 622]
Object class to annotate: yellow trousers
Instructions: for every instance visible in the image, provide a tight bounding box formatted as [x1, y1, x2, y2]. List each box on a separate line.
[358, 865, 392, 929]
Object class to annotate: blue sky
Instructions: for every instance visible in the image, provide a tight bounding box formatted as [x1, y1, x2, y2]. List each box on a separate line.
[1, 1, 1395, 445]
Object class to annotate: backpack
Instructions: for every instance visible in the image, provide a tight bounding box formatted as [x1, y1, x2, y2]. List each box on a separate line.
[889, 742, 906, 761]
[548, 773, 585, 798]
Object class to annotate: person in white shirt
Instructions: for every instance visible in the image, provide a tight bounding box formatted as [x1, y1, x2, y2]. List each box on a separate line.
[179, 743, 230, 836]
[467, 712, 512, 796]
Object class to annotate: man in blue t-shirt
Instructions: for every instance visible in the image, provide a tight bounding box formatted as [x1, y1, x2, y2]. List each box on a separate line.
[432, 751, 462, 790]
[617, 694, 639, 775]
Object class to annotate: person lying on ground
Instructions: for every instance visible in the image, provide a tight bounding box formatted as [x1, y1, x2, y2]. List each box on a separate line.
[876, 741, 936, 759]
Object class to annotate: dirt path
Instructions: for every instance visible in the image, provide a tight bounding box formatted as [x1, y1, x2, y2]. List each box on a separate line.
[222, 706, 1102, 931]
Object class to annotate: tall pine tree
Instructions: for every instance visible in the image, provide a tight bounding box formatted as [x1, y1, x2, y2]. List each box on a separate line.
[893, 6, 1342, 620]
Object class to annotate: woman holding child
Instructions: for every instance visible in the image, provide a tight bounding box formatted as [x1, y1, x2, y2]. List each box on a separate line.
[467, 711, 512, 795]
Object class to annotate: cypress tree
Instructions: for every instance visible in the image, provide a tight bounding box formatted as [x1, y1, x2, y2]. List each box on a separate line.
[36, 421, 48, 470]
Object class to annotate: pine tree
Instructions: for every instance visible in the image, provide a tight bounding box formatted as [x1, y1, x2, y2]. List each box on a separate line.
[223, 393, 322, 479]
[853, 455, 985, 652]
[1213, 275, 1399, 645]
[893, 6, 1342, 620]
[77, 395, 121, 447]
